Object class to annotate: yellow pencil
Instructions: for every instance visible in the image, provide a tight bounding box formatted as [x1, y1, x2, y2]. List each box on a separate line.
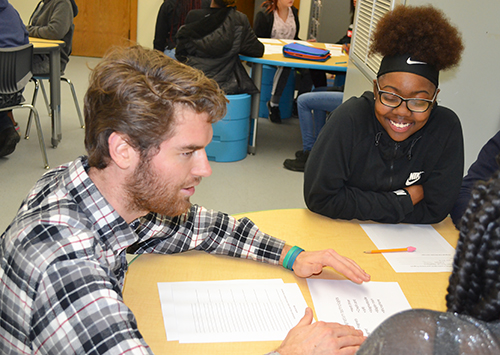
[364, 246, 416, 254]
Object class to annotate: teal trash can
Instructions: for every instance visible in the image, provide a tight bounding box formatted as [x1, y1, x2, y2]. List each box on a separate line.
[258, 65, 295, 119]
[206, 94, 251, 162]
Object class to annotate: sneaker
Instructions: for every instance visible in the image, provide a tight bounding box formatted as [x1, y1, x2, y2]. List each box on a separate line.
[0, 126, 21, 157]
[283, 151, 310, 172]
[295, 149, 305, 158]
[267, 101, 281, 124]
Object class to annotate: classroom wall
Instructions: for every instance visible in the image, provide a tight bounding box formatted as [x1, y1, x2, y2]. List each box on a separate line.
[137, 0, 163, 48]
[10, 0, 37, 23]
[344, 0, 500, 172]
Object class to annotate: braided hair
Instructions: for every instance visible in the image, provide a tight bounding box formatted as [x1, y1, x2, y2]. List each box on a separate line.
[446, 162, 500, 321]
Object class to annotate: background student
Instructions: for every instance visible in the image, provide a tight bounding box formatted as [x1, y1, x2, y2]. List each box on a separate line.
[175, 0, 264, 95]
[283, 89, 344, 172]
[0, 0, 28, 157]
[27, 0, 78, 75]
[254, 0, 300, 124]
[153, 0, 210, 59]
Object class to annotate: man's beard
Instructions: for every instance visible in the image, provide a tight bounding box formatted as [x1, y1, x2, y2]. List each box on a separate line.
[125, 158, 198, 217]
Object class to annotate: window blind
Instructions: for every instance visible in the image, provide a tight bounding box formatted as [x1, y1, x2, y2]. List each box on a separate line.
[350, 0, 405, 81]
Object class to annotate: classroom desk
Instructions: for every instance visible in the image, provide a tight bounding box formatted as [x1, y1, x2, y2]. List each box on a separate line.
[30, 37, 64, 148]
[240, 41, 349, 154]
[122, 208, 459, 355]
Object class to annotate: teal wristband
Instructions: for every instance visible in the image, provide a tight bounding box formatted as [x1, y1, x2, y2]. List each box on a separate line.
[283, 246, 304, 271]
[283, 251, 293, 270]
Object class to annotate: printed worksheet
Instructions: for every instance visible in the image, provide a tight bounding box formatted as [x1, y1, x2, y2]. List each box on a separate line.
[360, 224, 455, 272]
[307, 280, 411, 335]
[158, 279, 307, 343]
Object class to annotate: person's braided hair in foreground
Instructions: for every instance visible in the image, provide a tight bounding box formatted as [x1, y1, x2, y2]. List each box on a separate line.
[447, 161, 500, 322]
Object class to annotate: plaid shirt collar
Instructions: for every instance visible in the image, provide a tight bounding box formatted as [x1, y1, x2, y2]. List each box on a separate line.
[59, 156, 140, 256]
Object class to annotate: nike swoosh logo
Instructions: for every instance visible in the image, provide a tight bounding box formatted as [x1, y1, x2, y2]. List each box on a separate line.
[406, 171, 424, 186]
[406, 177, 420, 185]
[406, 57, 427, 65]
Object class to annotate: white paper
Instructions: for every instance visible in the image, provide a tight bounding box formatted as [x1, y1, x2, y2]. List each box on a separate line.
[158, 279, 307, 343]
[324, 43, 344, 56]
[280, 39, 313, 46]
[307, 280, 411, 336]
[258, 38, 282, 44]
[360, 224, 455, 272]
[158, 279, 283, 341]
[264, 44, 284, 55]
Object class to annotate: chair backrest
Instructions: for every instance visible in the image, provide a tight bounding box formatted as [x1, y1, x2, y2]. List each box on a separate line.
[0, 43, 33, 95]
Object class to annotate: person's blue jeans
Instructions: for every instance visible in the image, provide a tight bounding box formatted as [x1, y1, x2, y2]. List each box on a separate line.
[164, 48, 176, 60]
[297, 89, 343, 151]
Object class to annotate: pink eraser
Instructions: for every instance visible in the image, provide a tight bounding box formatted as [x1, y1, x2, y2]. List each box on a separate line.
[407, 246, 416, 252]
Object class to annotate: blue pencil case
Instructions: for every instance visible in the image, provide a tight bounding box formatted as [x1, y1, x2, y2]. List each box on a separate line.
[283, 42, 331, 62]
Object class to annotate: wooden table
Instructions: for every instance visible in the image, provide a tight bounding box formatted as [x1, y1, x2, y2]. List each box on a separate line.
[30, 37, 65, 148]
[122, 209, 459, 355]
[240, 41, 349, 154]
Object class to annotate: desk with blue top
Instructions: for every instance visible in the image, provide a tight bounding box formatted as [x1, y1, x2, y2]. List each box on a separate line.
[240, 41, 349, 154]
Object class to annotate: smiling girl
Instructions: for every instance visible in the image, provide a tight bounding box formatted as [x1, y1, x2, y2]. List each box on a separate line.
[304, 5, 464, 224]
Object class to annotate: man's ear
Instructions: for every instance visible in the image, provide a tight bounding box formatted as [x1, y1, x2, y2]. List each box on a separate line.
[108, 132, 138, 170]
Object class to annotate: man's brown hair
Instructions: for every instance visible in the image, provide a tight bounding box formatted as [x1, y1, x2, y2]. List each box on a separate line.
[84, 45, 227, 169]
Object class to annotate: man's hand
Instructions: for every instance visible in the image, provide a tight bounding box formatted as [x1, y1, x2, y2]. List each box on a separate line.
[277, 308, 366, 355]
[405, 185, 424, 205]
[280, 246, 370, 284]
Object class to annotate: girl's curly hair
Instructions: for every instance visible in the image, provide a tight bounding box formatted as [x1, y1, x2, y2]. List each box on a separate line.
[370, 5, 463, 71]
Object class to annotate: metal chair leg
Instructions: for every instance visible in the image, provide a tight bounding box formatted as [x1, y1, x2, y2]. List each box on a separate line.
[27, 104, 50, 169]
[26, 78, 40, 139]
[39, 79, 51, 116]
[7, 104, 49, 169]
[62, 77, 84, 128]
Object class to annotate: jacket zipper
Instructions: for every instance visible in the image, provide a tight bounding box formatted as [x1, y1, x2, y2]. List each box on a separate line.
[388, 143, 400, 188]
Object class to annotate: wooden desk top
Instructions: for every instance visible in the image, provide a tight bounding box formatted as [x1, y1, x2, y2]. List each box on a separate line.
[29, 37, 65, 45]
[31, 42, 60, 49]
[122, 209, 458, 355]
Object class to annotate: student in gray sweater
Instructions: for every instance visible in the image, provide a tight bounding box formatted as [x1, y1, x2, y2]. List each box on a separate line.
[27, 0, 78, 74]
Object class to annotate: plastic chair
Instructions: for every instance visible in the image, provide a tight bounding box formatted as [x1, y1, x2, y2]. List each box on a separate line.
[28, 75, 84, 130]
[26, 26, 84, 138]
[0, 44, 49, 169]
